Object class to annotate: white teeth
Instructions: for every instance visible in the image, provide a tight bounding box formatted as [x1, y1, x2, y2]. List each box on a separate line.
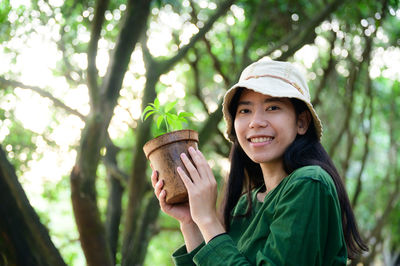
[250, 137, 273, 143]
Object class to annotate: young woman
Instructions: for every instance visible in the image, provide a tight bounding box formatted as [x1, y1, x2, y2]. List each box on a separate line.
[151, 59, 368, 265]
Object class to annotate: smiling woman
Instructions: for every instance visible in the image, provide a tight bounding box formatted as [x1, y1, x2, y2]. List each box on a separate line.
[234, 91, 304, 167]
[151, 59, 368, 265]
[1, 0, 400, 264]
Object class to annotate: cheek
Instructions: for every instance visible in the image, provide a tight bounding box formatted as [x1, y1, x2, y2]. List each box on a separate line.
[234, 119, 245, 138]
[282, 120, 299, 141]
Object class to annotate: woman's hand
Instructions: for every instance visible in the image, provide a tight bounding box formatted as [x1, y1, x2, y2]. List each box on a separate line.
[151, 169, 192, 225]
[151, 168, 204, 251]
[178, 147, 226, 242]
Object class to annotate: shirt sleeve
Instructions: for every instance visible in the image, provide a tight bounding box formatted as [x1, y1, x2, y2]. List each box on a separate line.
[172, 242, 205, 266]
[191, 176, 345, 265]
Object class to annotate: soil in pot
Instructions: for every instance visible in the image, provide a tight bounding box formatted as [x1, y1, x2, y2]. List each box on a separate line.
[143, 129, 199, 204]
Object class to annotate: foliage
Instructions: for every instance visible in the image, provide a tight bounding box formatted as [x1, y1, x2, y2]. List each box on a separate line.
[0, 0, 399, 264]
[141, 98, 194, 136]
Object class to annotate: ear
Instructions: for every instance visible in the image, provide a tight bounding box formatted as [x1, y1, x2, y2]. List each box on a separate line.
[297, 110, 311, 135]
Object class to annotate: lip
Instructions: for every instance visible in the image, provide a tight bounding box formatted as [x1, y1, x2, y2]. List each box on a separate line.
[247, 135, 275, 146]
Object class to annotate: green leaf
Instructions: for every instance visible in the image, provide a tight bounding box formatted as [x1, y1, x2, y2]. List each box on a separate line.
[143, 105, 155, 113]
[165, 101, 177, 112]
[167, 115, 182, 130]
[166, 113, 179, 120]
[144, 110, 156, 121]
[178, 111, 194, 118]
[154, 98, 160, 109]
[174, 122, 183, 130]
[156, 115, 164, 129]
[141, 106, 155, 121]
[178, 117, 188, 124]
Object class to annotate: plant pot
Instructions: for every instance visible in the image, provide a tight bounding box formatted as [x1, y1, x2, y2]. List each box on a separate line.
[143, 129, 199, 204]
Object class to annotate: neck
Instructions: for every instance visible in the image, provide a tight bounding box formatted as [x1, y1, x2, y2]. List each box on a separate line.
[259, 161, 287, 193]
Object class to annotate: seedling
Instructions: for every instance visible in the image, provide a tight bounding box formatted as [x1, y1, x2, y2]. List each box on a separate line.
[141, 98, 194, 136]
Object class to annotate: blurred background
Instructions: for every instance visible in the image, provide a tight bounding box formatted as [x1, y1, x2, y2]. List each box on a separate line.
[0, 0, 399, 265]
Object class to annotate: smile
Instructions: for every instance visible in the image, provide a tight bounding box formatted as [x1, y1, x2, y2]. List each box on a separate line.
[249, 137, 274, 143]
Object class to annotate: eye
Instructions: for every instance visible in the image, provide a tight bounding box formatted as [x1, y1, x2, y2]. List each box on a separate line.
[266, 105, 280, 111]
[238, 108, 250, 114]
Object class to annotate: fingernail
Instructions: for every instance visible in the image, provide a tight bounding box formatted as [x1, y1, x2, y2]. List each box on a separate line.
[189, 146, 195, 152]
[180, 153, 187, 159]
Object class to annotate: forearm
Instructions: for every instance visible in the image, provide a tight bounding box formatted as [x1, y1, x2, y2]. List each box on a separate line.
[180, 221, 204, 252]
[197, 217, 226, 244]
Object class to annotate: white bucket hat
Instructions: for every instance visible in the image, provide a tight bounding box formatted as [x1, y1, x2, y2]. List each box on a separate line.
[223, 58, 323, 142]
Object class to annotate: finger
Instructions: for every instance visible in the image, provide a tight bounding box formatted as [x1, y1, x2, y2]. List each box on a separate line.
[151, 170, 159, 188]
[180, 152, 200, 182]
[188, 147, 210, 182]
[196, 149, 214, 181]
[154, 179, 164, 199]
[177, 166, 194, 190]
[158, 189, 169, 212]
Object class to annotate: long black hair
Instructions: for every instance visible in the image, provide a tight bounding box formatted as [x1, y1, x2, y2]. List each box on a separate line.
[221, 88, 368, 259]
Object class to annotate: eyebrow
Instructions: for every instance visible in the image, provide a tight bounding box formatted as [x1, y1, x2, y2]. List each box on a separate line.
[237, 97, 285, 106]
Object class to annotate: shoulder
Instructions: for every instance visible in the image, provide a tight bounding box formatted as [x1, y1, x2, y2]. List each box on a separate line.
[275, 166, 342, 214]
[285, 165, 337, 195]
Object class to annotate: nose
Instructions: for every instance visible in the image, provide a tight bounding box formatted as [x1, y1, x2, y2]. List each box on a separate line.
[249, 111, 268, 128]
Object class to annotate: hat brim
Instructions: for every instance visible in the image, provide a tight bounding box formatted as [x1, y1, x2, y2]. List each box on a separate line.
[222, 77, 323, 142]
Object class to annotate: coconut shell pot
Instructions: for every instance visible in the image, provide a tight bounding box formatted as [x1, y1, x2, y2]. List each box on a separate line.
[143, 129, 199, 204]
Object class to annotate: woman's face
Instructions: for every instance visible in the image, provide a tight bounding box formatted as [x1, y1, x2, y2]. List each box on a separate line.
[233, 89, 308, 167]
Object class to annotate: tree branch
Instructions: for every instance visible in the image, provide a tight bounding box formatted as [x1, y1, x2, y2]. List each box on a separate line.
[0, 74, 131, 189]
[312, 30, 337, 108]
[102, 157, 128, 187]
[327, 61, 356, 158]
[127, 193, 160, 265]
[227, 29, 238, 74]
[351, 69, 373, 207]
[340, 128, 355, 183]
[198, 103, 224, 149]
[359, 82, 400, 264]
[87, 0, 110, 109]
[0, 76, 86, 121]
[203, 36, 231, 86]
[259, 0, 346, 60]
[56, 27, 84, 84]
[189, 0, 231, 86]
[140, 34, 156, 70]
[160, 0, 236, 74]
[104, 139, 124, 264]
[213, 129, 231, 157]
[240, 0, 268, 68]
[328, 32, 373, 157]
[188, 48, 209, 112]
[0, 145, 66, 266]
[100, 0, 152, 118]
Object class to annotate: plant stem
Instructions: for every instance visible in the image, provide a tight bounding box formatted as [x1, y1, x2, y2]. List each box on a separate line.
[164, 117, 169, 132]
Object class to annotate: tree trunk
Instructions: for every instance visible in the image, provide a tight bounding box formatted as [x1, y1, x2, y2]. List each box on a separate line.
[122, 65, 159, 266]
[0, 145, 66, 266]
[105, 141, 124, 264]
[70, 0, 151, 264]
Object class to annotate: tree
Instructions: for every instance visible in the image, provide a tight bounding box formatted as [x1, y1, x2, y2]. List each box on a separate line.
[0, 0, 399, 264]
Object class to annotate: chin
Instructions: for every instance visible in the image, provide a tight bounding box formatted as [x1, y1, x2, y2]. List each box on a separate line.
[249, 156, 271, 164]
[249, 154, 284, 165]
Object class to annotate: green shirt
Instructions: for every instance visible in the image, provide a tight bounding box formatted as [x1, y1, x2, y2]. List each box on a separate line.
[172, 165, 347, 265]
